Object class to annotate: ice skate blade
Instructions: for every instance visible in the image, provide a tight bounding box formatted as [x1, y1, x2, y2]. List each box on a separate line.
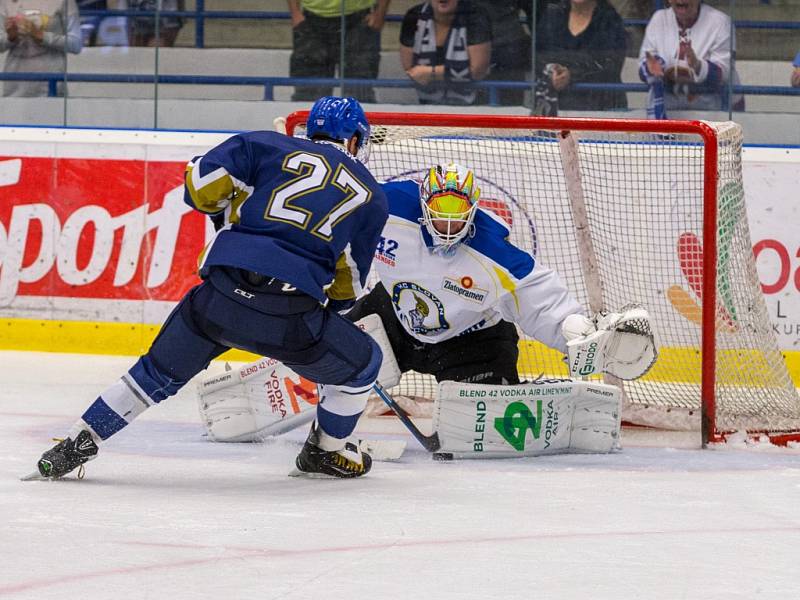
[288, 467, 340, 479]
[20, 470, 49, 481]
[358, 439, 406, 461]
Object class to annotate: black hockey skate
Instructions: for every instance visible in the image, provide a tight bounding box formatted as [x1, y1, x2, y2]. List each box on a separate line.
[293, 423, 372, 479]
[30, 430, 99, 480]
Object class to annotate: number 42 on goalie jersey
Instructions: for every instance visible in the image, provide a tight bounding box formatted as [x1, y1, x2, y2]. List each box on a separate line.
[183, 130, 388, 306]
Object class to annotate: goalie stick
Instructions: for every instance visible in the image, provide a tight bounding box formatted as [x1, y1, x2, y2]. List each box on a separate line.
[372, 382, 441, 452]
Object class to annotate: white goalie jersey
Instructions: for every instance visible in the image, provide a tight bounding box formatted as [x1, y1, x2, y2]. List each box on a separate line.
[375, 180, 583, 353]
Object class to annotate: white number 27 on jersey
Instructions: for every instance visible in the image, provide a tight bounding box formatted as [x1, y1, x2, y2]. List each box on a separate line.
[265, 151, 372, 240]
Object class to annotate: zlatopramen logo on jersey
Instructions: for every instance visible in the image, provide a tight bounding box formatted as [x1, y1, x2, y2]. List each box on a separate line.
[494, 400, 543, 451]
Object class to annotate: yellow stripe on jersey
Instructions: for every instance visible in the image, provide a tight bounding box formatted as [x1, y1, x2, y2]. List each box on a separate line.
[493, 266, 520, 312]
[227, 188, 251, 225]
[184, 159, 235, 214]
[326, 251, 358, 301]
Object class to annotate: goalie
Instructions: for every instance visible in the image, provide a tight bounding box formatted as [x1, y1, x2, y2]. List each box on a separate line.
[347, 162, 656, 387]
[202, 163, 657, 456]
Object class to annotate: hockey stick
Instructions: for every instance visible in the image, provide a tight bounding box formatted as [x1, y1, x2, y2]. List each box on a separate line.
[372, 382, 441, 452]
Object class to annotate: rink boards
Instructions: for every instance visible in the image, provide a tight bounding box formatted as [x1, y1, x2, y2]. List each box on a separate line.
[0, 127, 797, 384]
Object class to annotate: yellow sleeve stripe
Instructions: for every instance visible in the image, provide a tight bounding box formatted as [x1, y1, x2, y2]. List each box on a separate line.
[494, 266, 520, 312]
[326, 248, 361, 301]
[184, 159, 235, 214]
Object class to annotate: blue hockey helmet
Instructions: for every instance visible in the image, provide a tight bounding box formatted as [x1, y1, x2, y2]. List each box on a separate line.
[306, 96, 371, 160]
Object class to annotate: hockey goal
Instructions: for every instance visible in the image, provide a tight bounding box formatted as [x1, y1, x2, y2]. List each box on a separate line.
[284, 112, 800, 446]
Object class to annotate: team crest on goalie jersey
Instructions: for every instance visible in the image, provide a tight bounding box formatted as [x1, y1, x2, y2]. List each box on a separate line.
[391, 281, 449, 335]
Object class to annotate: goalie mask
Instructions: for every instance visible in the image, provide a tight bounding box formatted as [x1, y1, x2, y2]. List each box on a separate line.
[420, 163, 480, 252]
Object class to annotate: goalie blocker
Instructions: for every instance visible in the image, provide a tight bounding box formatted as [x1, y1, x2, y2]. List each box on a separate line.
[433, 379, 622, 459]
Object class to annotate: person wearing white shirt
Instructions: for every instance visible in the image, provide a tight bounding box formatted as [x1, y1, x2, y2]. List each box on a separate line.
[638, 0, 743, 116]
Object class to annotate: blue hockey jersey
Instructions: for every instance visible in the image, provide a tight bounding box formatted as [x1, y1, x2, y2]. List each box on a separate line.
[184, 131, 388, 305]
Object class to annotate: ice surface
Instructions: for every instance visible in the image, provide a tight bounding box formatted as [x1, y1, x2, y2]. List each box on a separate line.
[1, 351, 799, 599]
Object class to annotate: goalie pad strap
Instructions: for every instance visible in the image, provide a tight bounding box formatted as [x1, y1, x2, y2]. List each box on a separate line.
[566, 328, 611, 379]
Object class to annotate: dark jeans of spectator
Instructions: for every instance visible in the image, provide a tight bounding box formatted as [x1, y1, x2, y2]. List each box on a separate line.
[128, 0, 184, 47]
[484, 36, 532, 106]
[290, 9, 380, 103]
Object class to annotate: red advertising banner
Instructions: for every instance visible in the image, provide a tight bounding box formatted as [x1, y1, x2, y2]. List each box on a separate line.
[0, 135, 797, 356]
[0, 156, 204, 305]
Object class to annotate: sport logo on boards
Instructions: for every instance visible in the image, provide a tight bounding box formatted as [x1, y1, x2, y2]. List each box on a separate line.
[0, 156, 205, 306]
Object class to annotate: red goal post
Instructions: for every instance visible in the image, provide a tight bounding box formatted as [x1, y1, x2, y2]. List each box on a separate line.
[284, 111, 800, 447]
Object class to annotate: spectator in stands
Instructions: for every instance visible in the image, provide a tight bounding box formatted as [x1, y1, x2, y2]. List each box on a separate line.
[533, 0, 627, 115]
[471, 0, 530, 106]
[791, 51, 800, 88]
[609, 0, 650, 55]
[638, 0, 743, 118]
[77, 0, 104, 46]
[399, 0, 491, 106]
[127, 0, 184, 47]
[0, 0, 83, 97]
[288, 0, 391, 103]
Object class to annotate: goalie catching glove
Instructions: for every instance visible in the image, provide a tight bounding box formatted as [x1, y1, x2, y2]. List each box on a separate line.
[562, 304, 657, 380]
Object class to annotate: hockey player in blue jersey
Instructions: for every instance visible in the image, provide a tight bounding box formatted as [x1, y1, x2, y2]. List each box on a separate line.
[30, 96, 389, 480]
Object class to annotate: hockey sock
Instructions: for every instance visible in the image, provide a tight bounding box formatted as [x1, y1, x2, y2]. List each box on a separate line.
[79, 373, 154, 441]
[315, 382, 373, 440]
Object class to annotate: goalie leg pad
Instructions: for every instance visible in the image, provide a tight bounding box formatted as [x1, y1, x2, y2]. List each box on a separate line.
[198, 330, 382, 443]
[198, 313, 390, 443]
[198, 358, 319, 442]
[353, 313, 402, 388]
[433, 380, 621, 458]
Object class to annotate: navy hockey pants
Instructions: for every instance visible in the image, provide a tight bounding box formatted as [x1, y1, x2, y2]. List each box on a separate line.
[81, 267, 381, 440]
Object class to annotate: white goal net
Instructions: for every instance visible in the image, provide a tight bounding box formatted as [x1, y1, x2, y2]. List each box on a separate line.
[287, 113, 800, 444]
